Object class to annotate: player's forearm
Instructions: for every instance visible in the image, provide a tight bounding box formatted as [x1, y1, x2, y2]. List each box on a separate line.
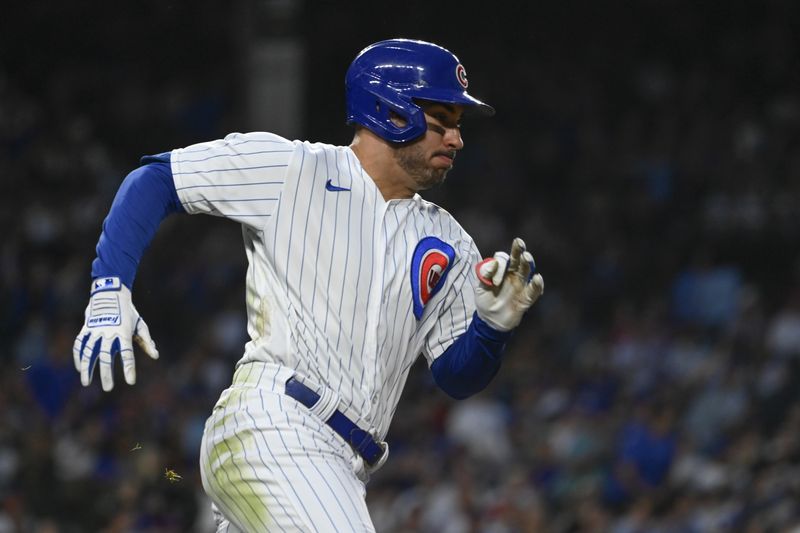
[92, 161, 184, 288]
[430, 312, 513, 400]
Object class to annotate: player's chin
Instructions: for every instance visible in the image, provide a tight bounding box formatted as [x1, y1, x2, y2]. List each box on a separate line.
[431, 169, 450, 187]
[414, 169, 448, 191]
[428, 160, 454, 183]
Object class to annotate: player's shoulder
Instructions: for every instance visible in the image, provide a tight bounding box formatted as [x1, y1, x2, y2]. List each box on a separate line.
[415, 196, 458, 223]
[296, 139, 348, 156]
[210, 135, 346, 159]
[414, 197, 476, 247]
[222, 131, 298, 148]
[173, 131, 298, 156]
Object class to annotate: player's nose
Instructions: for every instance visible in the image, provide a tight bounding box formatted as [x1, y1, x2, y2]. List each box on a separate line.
[443, 127, 464, 151]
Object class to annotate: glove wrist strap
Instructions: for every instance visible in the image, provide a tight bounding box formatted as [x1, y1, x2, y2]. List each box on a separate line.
[90, 276, 122, 295]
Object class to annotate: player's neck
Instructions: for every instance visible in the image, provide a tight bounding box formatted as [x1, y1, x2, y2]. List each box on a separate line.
[350, 135, 416, 201]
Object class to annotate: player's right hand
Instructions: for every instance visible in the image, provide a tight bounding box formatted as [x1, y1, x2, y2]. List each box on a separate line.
[72, 276, 159, 392]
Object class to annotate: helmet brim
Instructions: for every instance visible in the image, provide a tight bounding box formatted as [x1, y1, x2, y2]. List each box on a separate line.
[462, 99, 496, 118]
[410, 89, 495, 118]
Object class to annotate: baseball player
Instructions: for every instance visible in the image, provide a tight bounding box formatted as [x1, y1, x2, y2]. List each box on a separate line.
[73, 39, 544, 531]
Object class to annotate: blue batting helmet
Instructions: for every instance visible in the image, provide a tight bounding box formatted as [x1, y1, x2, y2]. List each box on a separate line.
[345, 39, 495, 143]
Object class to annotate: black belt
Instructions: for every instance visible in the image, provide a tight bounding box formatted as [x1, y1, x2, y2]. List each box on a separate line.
[284, 377, 385, 467]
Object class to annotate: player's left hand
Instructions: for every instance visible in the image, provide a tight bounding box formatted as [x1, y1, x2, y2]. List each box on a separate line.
[72, 276, 159, 391]
[474, 237, 544, 331]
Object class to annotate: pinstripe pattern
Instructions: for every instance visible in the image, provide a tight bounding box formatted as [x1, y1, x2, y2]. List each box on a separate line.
[200, 362, 375, 531]
[175, 132, 480, 530]
[172, 132, 289, 229]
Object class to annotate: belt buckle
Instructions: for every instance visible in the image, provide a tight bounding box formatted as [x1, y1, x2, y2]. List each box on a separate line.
[378, 440, 388, 460]
[368, 440, 389, 472]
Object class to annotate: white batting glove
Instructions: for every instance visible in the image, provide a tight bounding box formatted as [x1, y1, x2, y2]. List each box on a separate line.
[72, 276, 159, 391]
[474, 238, 544, 331]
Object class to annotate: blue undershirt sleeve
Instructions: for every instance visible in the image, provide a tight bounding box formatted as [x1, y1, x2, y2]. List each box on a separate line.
[91, 156, 185, 289]
[430, 312, 514, 400]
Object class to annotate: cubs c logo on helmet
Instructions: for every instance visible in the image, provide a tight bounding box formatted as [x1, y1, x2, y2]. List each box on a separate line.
[410, 237, 456, 320]
[455, 64, 468, 88]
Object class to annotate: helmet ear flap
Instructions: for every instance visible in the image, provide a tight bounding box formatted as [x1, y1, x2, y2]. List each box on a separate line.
[346, 83, 427, 143]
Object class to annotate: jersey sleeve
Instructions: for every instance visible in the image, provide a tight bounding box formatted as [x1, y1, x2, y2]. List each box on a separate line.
[421, 239, 482, 364]
[170, 132, 296, 229]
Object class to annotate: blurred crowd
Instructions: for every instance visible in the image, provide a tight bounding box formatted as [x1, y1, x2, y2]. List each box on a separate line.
[3, 1, 800, 532]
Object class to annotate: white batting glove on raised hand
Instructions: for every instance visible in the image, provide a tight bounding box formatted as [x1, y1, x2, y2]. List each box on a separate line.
[474, 238, 544, 331]
[72, 276, 159, 391]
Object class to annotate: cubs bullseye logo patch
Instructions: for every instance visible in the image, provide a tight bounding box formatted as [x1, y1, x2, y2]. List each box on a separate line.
[410, 237, 456, 320]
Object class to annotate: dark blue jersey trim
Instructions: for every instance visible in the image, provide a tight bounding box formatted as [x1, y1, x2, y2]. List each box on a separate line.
[430, 312, 513, 399]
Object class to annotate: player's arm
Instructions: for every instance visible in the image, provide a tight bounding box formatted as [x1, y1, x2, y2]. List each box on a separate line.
[75, 133, 295, 391]
[430, 313, 513, 399]
[73, 158, 184, 391]
[430, 238, 544, 399]
[92, 157, 185, 288]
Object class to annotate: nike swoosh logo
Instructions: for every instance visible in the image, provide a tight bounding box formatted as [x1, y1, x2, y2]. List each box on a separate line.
[325, 179, 350, 192]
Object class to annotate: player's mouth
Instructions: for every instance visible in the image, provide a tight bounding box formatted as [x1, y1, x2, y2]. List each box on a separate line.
[432, 151, 456, 167]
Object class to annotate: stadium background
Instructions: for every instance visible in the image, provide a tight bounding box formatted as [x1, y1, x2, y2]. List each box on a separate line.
[2, 1, 800, 531]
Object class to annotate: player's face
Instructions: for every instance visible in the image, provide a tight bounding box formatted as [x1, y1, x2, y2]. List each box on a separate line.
[393, 103, 465, 191]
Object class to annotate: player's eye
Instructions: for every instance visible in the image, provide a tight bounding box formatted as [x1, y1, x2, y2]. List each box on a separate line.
[434, 114, 460, 128]
[426, 123, 445, 136]
[427, 119, 460, 136]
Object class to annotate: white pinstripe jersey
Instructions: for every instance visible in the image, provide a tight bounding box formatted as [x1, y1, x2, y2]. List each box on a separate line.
[171, 131, 481, 439]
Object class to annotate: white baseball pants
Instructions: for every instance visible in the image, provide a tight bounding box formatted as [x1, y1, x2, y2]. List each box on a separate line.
[199, 362, 376, 532]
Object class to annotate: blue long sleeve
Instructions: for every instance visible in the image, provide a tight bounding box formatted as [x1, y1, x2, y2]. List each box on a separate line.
[91, 157, 185, 288]
[430, 313, 514, 399]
